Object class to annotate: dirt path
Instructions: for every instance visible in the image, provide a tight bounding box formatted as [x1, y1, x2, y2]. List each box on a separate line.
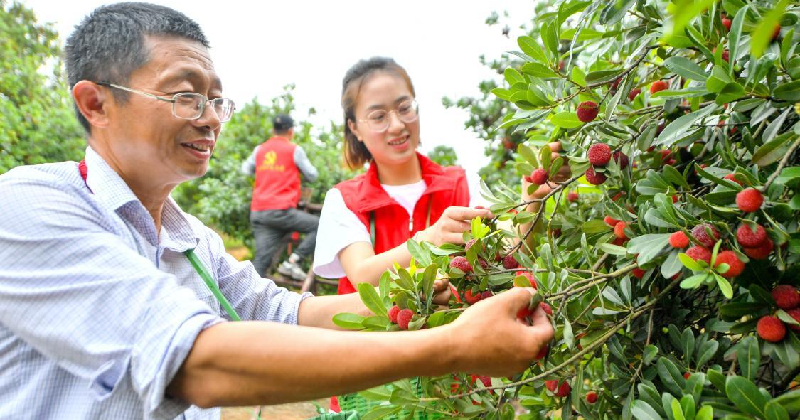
[222, 399, 329, 420]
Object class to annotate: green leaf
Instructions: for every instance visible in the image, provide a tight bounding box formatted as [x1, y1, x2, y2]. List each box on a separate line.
[764, 108, 792, 144]
[407, 238, 431, 267]
[551, 112, 583, 128]
[680, 273, 709, 289]
[736, 336, 760, 381]
[332, 312, 366, 330]
[656, 105, 717, 147]
[751, 0, 788, 58]
[696, 340, 719, 367]
[719, 302, 765, 320]
[728, 6, 746, 72]
[753, 133, 795, 167]
[657, 357, 686, 397]
[644, 345, 659, 365]
[662, 0, 720, 42]
[664, 56, 709, 81]
[421, 264, 436, 307]
[678, 253, 704, 271]
[395, 268, 415, 290]
[518, 36, 549, 63]
[362, 406, 402, 420]
[696, 405, 713, 420]
[504, 68, 525, 86]
[765, 400, 791, 420]
[707, 369, 726, 392]
[358, 282, 387, 317]
[518, 144, 540, 168]
[715, 274, 733, 298]
[600, 242, 629, 256]
[629, 233, 672, 266]
[671, 399, 687, 420]
[632, 400, 663, 420]
[716, 82, 746, 105]
[662, 250, 683, 278]
[585, 69, 624, 85]
[772, 389, 800, 415]
[682, 328, 696, 365]
[725, 376, 768, 417]
[521, 62, 560, 79]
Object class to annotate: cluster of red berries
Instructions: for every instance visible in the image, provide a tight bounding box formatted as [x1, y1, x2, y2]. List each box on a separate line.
[756, 285, 800, 342]
[387, 305, 415, 330]
[736, 223, 774, 260]
[683, 224, 746, 278]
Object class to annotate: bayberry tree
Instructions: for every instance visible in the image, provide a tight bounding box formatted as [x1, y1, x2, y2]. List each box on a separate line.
[334, 0, 800, 419]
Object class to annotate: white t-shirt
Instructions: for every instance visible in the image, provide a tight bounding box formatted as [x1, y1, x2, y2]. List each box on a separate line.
[313, 180, 426, 279]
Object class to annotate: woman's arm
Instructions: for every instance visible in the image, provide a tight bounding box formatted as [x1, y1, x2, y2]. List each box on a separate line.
[339, 206, 493, 286]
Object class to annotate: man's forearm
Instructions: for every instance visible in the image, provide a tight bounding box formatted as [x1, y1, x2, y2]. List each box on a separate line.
[167, 321, 457, 408]
[296, 292, 373, 329]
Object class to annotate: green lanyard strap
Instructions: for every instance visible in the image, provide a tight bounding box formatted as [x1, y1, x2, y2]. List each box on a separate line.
[184, 249, 241, 321]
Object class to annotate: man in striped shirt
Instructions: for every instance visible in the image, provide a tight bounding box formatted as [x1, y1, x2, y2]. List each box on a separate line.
[0, 3, 553, 419]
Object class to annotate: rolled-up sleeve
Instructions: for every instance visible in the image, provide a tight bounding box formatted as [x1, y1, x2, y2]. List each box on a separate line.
[0, 170, 221, 417]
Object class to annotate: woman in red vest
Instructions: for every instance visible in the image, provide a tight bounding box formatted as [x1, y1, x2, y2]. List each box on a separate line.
[313, 56, 491, 294]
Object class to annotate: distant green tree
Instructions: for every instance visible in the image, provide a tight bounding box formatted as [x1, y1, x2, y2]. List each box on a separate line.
[426, 145, 459, 167]
[0, 0, 84, 173]
[172, 85, 359, 247]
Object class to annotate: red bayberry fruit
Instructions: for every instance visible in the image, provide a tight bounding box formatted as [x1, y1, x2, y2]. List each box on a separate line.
[669, 231, 689, 248]
[650, 80, 669, 94]
[683, 372, 691, 380]
[724, 173, 744, 186]
[613, 150, 629, 169]
[544, 380, 558, 392]
[388, 305, 401, 323]
[614, 222, 628, 239]
[450, 256, 473, 273]
[586, 391, 598, 404]
[736, 188, 764, 213]
[632, 267, 646, 279]
[757, 316, 786, 342]
[397, 308, 414, 330]
[502, 254, 518, 269]
[533, 344, 549, 360]
[555, 381, 572, 397]
[744, 238, 774, 260]
[465, 239, 477, 252]
[686, 246, 712, 265]
[714, 250, 745, 278]
[464, 289, 482, 305]
[721, 17, 732, 31]
[604, 216, 621, 227]
[577, 101, 599, 123]
[691, 224, 720, 248]
[567, 191, 579, 202]
[585, 167, 607, 185]
[736, 224, 768, 247]
[480, 290, 493, 300]
[786, 308, 800, 331]
[530, 168, 548, 185]
[540, 302, 553, 315]
[588, 143, 612, 166]
[628, 88, 642, 101]
[772, 23, 781, 41]
[772, 285, 800, 310]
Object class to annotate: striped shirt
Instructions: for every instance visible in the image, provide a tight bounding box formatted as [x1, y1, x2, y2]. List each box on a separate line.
[0, 147, 311, 419]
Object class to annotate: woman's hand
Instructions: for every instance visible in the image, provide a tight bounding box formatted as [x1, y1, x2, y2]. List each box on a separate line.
[522, 142, 571, 213]
[417, 206, 493, 246]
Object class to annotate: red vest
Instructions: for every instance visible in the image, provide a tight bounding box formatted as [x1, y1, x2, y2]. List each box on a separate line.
[335, 153, 470, 294]
[251, 137, 301, 211]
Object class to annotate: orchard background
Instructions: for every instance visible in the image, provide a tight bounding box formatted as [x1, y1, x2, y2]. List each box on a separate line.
[3, 0, 800, 419]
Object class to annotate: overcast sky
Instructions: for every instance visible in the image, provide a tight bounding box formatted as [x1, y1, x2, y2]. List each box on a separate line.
[22, 0, 532, 204]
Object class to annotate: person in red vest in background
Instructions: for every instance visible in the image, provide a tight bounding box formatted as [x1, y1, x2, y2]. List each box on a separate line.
[242, 114, 319, 280]
[312, 57, 491, 295]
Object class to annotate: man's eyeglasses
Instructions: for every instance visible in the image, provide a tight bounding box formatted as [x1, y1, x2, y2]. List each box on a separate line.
[96, 82, 236, 123]
[358, 99, 419, 132]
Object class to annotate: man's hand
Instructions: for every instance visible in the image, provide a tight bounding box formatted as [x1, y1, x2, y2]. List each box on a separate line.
[417, 206, 493, 246]
[445, 287, 554, 378]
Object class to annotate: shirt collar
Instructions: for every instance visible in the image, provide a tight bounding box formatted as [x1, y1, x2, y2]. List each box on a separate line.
[84, 147, 199, 251]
